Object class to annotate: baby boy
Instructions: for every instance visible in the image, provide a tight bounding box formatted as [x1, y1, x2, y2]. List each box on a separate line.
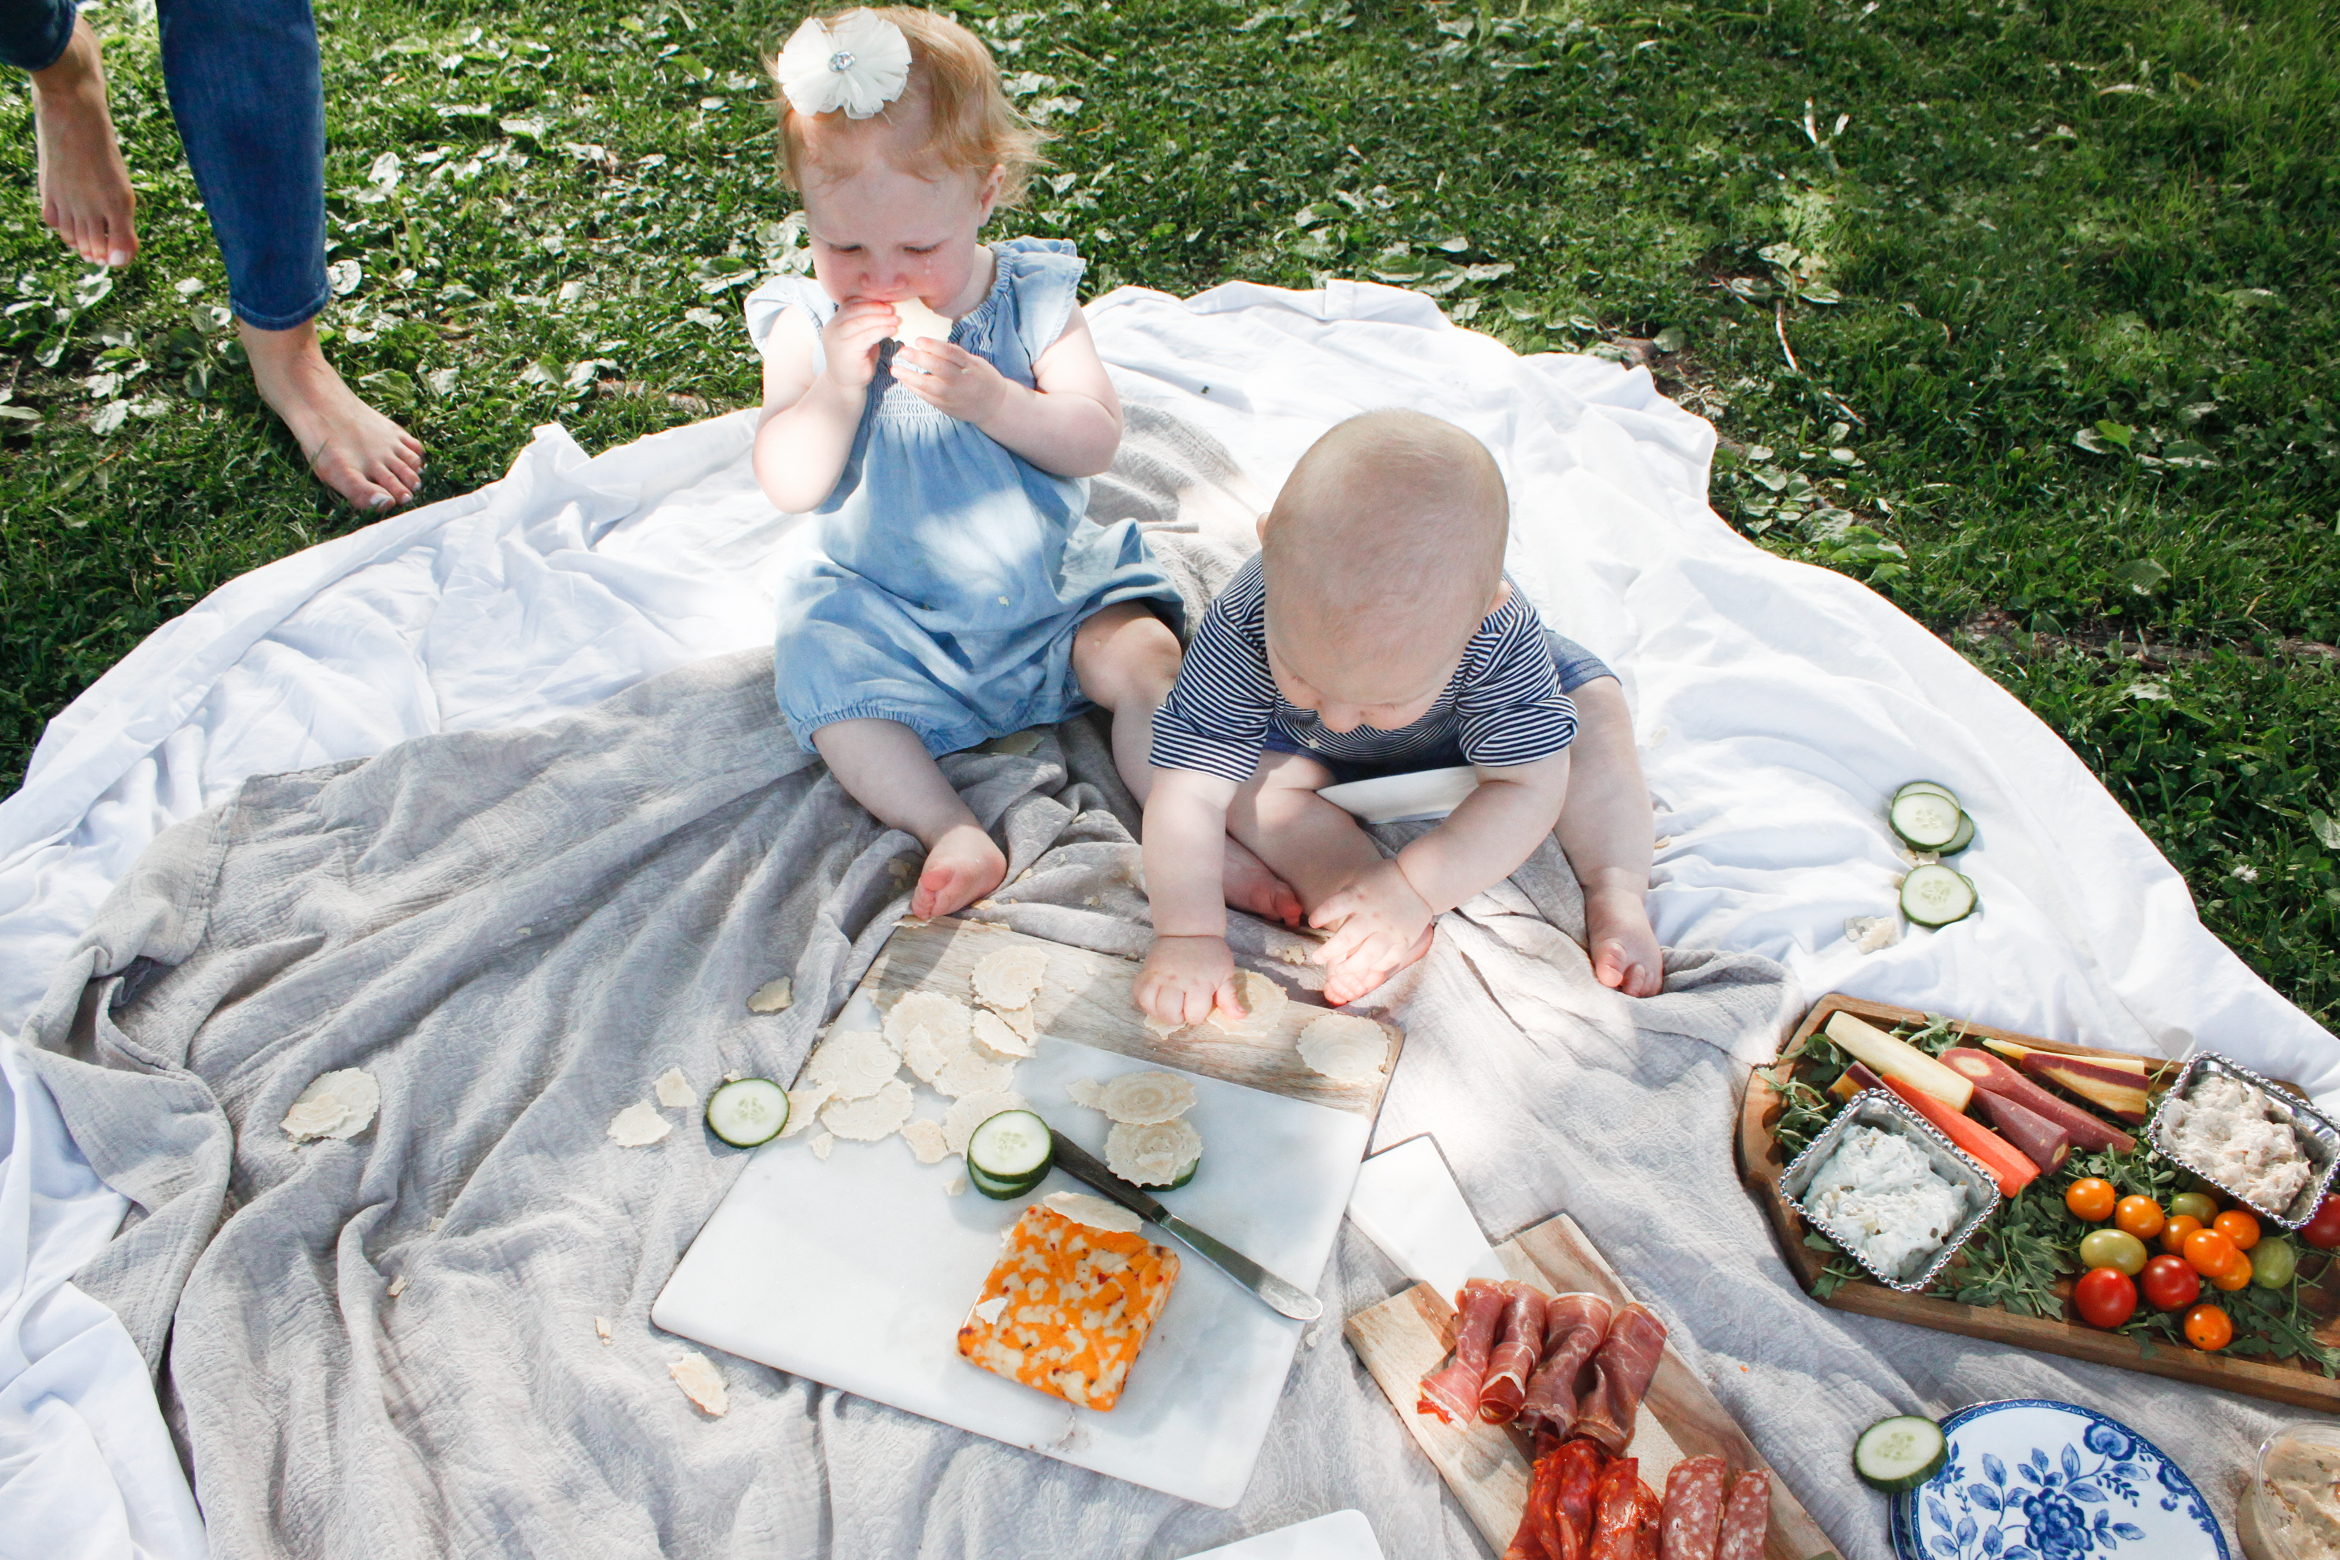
[1132, 409, 1663, 1021]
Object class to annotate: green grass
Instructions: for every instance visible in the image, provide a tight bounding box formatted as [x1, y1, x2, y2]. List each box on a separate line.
[2, 0, 2334, 1025]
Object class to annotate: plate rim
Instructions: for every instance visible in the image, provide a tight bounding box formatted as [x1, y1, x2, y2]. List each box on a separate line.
[1888, 1397, 2229, 1560]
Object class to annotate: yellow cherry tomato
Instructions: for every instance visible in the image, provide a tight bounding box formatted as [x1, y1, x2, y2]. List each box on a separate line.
[2214, 1252, 2254, 1291]
[2185, 1303, 2234, 1351]
[2160, 1213, 2204, 1254]
[2115, 1195, 2166, 1239]
[2065, 1179, 2118, 1222]
[2213, 1209, 2262, 1251]
[2184, 1227, 2240, 1278]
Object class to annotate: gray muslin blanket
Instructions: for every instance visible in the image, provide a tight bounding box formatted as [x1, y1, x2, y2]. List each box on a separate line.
[13, 414, 2295, 1558]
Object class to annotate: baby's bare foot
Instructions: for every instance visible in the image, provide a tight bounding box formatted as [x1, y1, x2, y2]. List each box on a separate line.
[1322, 921, 1434, 1007]
[1586, 885, 1664, 997]
[912, 823, 1007, 920]
[240, 320, 425, 511]
[1222, 837, 1303, 928]
[32, 18, 136, 269]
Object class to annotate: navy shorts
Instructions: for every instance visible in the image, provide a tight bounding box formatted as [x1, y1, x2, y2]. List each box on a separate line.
[1260, 630, 1614, 786]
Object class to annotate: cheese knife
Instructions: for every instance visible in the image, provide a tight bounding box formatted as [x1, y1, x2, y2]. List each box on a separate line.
[1047, 1129, 1325, 1322]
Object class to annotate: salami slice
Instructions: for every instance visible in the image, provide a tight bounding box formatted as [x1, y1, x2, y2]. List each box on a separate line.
[1630, 1480, 1665, 1560]
[1556, 1436, 1607, 1553]
[1716, 1469, 1770, 1560]
[1418, 1278, 1507, 1424]
[1479, 1282, 1551, 1424]
[1504, 1446, 1585, 1560]
[1659, 1455, 1727, 1560]
[1573, 1303, 1669, 1455]
[1519, 1291, 1614, 1440]
[1587, 1457, 1645, 1560]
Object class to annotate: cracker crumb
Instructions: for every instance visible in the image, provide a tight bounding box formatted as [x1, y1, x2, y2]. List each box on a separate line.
[387, 1274, 408, 1298]
[811, 1132, 835, 1160]
[670, 1352, 729, 1416]
[595, 1315, 612, 1345]
[608, 1102, 673, 1147]
[747, 976, 794, 1014]
[1066, 1077, 1107, 1110]
[427, 1216, 444, 1234]
[653, 1067, 697, 1110]
[282, 1068, 382, 1143]
[902, 1117, 950, 1164]
[946, 1172, 968, 1196]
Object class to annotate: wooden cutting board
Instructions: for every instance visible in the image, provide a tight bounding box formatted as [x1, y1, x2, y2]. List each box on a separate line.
[1345, 1212, 1840, 1560]
[1740, 992, 2340, 1412]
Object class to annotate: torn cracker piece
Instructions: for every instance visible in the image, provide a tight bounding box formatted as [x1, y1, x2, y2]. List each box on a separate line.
[889, 295, 955, 347]
[1065, 1077, 1107, 1110]
[1044, 1189, 1143, 1235]
[595, 1316, 613, 1344]
[282, 1068, 381, 1143]
[670, 1352, 729, 1417]
[946, 1172, 968, 1196]
[903, 1024, 966, 1086]
[1106, 1117, 1204, 1186]
[812, 1132, 835, 1160]
[746, 976, 794, 1014]
[1296, 1013, 1392, 1083]
[944, 1089, 1030, 1156]
[936, 1045, 1017, 1099]
[885, 991, 970, 1048]
[653, 1067, 697, 1110]
[608, 1102, 673, 1147]
[902, 1117, 950, 1164]
[1208, 970, 1288, 1036]
[970, 944, 1049, 1011]
[972, 1007, 1034, 1060]
[1096, 1070, 1195, 1125]
[821, 1077, 915, 1141]
[779, 1083, 835, 1137]
[1142, 1014, 1186, 1042]
[804, 1030, 901, 1101]
[387, 1274, 408, 1298]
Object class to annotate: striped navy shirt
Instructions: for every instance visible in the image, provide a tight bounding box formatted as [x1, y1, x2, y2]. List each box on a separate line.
[1149, 557, 1578, 785]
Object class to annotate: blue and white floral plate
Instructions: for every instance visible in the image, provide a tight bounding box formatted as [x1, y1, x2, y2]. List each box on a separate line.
[1890, 1399, 2227, 1560]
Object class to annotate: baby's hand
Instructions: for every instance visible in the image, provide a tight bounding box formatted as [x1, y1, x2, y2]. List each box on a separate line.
[896, 338, 1009, 424]
[821, 300, 902, 392]
[1134, 934, 1238, 1027]
[1310, 860, 1435, 1006]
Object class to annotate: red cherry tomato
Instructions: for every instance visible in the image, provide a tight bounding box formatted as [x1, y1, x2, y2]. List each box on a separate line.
[2300, 1195, 2340, 1251]
[2074, 1266, 2139, 1329]
[2141, 1253, 2202, 1312]
[2185, 1303, 2234, 1351]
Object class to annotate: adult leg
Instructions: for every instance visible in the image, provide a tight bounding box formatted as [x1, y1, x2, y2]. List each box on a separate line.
[1071, 601, 1303, 926]
[812, 718, 1006, 920]
[1225, 751, 1434, 1003]
[156, 0, 422, 509]
[6, 4, 137, 266]
[1554, 677, 1663, 996]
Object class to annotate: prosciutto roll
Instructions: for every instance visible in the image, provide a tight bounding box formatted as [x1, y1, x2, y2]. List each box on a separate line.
[1418, 1278, 1508, 1424]
[1660, 1455, 1728, 1560]
[1715, 1469, 1770, 1560]
[1478, 1282, 1550, 1424]
[1572, 1302, 1669, 1455]
[1518, 1291, 1615, 1440]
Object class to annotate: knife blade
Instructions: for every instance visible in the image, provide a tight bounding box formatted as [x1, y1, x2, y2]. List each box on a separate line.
[1047, 1129, 1324, 1322]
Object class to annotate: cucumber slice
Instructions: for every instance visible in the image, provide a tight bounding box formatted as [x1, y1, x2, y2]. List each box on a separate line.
[1893, 779, 1960, 806]
[1901, 864, 1978, 928]
[1888, 790, 1963, 850]
[1940, 810, 1975, 855]
[967, 1161, 1047, 1200]
[1164, 1151, 1200, 1190]
[1854, 1415, 1948, 1492]
[704, 1078, 788, 1147]
[968, 1110, 1053, 1182]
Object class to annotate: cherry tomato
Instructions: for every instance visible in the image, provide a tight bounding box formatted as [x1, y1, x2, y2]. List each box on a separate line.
[2213, 1252, 2254, 1291]
[2213, 1209, 2261, 1251]
[2064, 1178, 2118, 1222]
[2074, 1266, 2139, 1329]
[2114, 1195, 2166, 1239]
[2141, 1253, 2202, 1312]
[2301, 1195, 2340, 1252]
[2184, 1302, 2234, 1351]
[2253, 1238, 2300, 1289]
[2078, 1229, 2149, 1276]
[2184, 1227, 2240, 1278]
[2169, 1191, 2220, 1226]
[2159, 1214, 2204, 1254]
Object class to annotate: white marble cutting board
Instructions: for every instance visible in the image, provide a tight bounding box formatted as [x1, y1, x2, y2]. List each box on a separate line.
[653, 1015, 1374, 1507]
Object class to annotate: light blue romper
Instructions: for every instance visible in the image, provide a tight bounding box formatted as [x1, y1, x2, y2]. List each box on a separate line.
[744, 238, 1181, 756]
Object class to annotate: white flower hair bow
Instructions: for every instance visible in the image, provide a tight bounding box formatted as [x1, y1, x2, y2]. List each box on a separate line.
[774, 10, 912, 120]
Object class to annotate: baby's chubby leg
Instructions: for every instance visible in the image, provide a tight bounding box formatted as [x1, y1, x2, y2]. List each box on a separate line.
[811, 718, 1005, 920]
[1556, 677, 1664, 997]
[1072, 603, 1303, 927]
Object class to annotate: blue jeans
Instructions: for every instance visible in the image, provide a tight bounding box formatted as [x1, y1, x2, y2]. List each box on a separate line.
[1, 0, 327, 329]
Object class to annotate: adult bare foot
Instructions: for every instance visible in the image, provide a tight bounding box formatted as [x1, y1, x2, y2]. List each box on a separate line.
[239, 318, 425, 510]
[1222, 837, 1303, 927]
[1585, 883, 1665, 997]
[911, 822, 1007, 919]
[31, 17, 136, 268]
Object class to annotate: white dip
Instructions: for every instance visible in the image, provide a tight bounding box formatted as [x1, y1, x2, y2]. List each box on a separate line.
[2160, 1073, 2314, 1211]
[1804, 1124, 1967, 1281]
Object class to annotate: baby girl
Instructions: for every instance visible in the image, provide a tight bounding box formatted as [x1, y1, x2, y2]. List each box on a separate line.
[1135, 411, 1664, 1018]
[745, 7, 1299, 924]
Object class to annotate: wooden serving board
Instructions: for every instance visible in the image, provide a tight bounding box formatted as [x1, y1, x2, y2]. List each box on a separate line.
[1740, 992, 2340, 1412]
[856, 915, 1402, 1117]
[1345, 1212, 1840, 1560]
